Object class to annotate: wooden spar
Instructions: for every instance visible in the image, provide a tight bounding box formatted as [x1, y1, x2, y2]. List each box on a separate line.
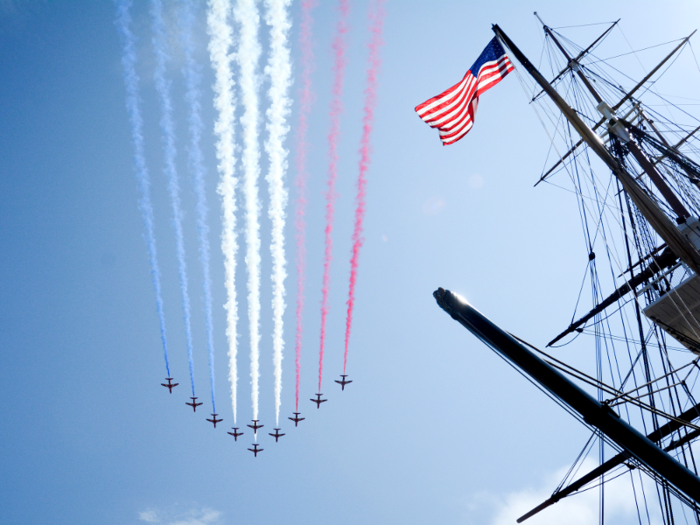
[433, 288, 700, 506]
[534, 31, 696, 186]
[534, 12, 603, 104]
[517, 400, 700, 522]
[534, 103, 639, 187]
[653, 124, 700, 167]
[547, 249, 678, 347]
[530, 16, 619, 103]
[618, 242, 666, 277]
[640, 109, 700, 189]
[626, 138, 690, 218]
[532, 16, 690, 218]
[534, 137, 585, 186]
[612, 30, 696, 113]
[642, 109, 674, 148]
[493, 23, 700, 275]
[671, 124, 700, 152]
[629, 121, 700, 177]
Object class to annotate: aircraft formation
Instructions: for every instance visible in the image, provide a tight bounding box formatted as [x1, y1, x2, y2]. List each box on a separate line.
[116, 0, 383, 462]
[161, 373, 351, 456]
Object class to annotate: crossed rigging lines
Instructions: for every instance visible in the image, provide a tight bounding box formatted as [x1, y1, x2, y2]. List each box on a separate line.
[505, 22, 700, 518]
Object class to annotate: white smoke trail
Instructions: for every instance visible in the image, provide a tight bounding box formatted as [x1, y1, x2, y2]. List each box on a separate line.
[263, 0, 292, 427]
[150, 0, 197, 399]
[206, 0, 240, 423]
[178, 0, 217, 414]
[115, 0, 172, 378]
[234, 0, 262, 423]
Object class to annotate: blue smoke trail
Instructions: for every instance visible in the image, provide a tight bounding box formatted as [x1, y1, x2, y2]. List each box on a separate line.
[178, 0, 217, 414]
[149, 0, 196, 398]
[115, 0, 171, 377]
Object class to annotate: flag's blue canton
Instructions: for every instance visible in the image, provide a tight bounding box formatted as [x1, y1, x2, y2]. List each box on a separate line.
[469, 37, 508, 78]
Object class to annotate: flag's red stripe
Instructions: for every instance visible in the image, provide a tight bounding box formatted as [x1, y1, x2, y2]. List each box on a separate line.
[415, 49, 513, 145]
[420, 64, 506, 135]
[439, 102, 475, 139]
[434, 82, 478, 132]
[436, 63, 511, 141]
[417, 56, 510, 122]
[435, 64, 507, 137]
[424, 78, 477, 129]
[415, 72, 471, 115]
[442, 120, 474, 144]
[418, 75, 475, 128]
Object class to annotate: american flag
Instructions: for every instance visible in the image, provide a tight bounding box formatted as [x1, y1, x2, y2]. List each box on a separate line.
[415, 37, 514, 145]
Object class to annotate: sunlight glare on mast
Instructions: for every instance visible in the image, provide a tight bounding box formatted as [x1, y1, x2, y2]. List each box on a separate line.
[452, 291, 470, 306]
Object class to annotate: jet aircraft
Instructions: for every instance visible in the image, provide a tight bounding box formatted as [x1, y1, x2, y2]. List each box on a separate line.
[269, 428, 285, 442]
[206, 413, 223, 428]
[288, 412, 305, 426]
[227, 427, 244, 441]
[247, 420, 264, 435]
[186, 397, 203, 412]
[248, 443, 263, 457]
[335, 375, 352, 390]
[311, 393, 327, 408]
[161, 377, 178, 393]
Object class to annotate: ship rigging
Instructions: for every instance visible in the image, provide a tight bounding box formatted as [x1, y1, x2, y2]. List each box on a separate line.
[437, 14, 700, 524]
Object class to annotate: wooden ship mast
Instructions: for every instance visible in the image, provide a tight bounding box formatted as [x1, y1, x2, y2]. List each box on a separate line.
[437, 15, 700, 523]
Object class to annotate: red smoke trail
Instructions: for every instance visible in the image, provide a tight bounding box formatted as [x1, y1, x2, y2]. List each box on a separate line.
[318, 0, 350, 394]
[293, 0, 317, 412]
[343, 0, 385, 374]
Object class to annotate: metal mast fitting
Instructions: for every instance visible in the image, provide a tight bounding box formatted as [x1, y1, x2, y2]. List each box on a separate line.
[433, 287, 700, 506]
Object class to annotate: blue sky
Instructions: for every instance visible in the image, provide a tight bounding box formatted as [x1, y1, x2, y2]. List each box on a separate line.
[1, 1, 699, 524]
